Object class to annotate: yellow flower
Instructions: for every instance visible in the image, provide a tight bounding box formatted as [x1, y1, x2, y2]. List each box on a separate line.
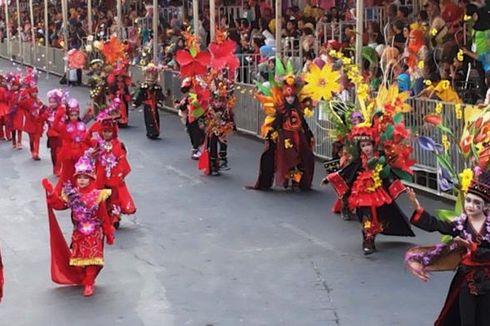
[417, 60, 425, 70]
[442, 134, 450, 151]
[342, 57, 352, 65]
[457, 49, 464, 62]
[435, 103, 443, 114]
[440, 80, 450, 90]
[302, 63, 342, 102]
[431, 28, 438, 36]
[357, 83, 369, 101]
[459, 168, 474, 192]
[367, 164, 383, 192]
[455, 104, 463, 120]
[304, 108, 314, 118]
[363, 219, 372, 230]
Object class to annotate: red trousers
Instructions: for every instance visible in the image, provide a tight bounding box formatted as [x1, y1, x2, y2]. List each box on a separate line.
[47, 137, 61, 174]
[84, 265, 99, 286]
[28, 133, 41, 158]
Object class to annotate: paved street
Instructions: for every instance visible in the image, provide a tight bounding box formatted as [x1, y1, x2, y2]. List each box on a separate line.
[0, 59, 453, 326]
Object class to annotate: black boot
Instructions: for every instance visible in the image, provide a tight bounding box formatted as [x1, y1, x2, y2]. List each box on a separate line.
[362, 231, 376, 255]
[219, 151, 230, 170]
[211, 158, 220, 176]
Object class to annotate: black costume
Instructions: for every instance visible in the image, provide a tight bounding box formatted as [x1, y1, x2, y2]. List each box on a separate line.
[132, 82, 165, 139]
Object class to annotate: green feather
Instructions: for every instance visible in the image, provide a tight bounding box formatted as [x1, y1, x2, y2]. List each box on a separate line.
[275, 58, 285, 77]
[255, 81, 272, 97]
[286, 60, 294, 75]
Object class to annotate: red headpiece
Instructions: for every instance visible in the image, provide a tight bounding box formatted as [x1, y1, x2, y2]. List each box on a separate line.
[349, 125, 379, 144]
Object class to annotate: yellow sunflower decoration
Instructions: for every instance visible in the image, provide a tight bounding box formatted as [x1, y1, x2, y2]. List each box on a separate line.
[302, 63, 342, 102]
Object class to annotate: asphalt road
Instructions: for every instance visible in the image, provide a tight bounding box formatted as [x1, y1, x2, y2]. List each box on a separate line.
[0, 59, 454, 326]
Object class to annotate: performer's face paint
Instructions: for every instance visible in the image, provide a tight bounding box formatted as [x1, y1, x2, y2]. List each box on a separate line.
[464, 193, 487, 217]
[359, 140, 374, 157]
[285, 96, 295, 105]
[76, 175, 91, 189]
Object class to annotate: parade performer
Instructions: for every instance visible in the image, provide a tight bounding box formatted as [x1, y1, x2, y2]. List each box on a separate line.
[21, 80, 49, 161]
[0, 75, 11, 141]
[42, 152, 115, 297]
[91, 113, 136, 228]
[132, 63, 165, 139]
[176, 77, 205, 160]
[405, 174, 490, 326]
[198, 76, 236, 176]
[326, 84, 416, 254]
[405, 105, 490, 325]
[53, 98, 89, 193]
[248, 58, 315, 190]
[87, 59, 109, 115]
[46, 89, 67, 176]
[7, 73, 23, 149]
[108, 61, 132, 127]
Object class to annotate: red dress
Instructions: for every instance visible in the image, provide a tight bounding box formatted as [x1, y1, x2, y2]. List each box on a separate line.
[93, 138, 136, 220]
[48, 185, 113, 267]
[0, 86, 9, 118]
[8, 89, 24, 131]
[22, 97, 48, 136]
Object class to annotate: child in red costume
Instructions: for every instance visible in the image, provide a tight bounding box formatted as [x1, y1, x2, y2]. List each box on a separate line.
[46, 89, 67, 175]
[0, 75, 11, 141]
[108, 62, 132, 127]
[53, 98, 89, 193]
[21, 85, 49, 160]
[42, 152, 115, 297]
[91, 115, 136, 228]
[7, 73, 23, 149]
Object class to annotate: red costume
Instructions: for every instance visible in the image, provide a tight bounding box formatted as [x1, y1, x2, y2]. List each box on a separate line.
[7, 75, 23, 149]
[21, 89, 48, 160]
[0, 80, 11, 141]
[108, 62, 132, 127]
[42, 152, 115, 297]
[92, 118, 136, 227]
[53, 99, 89, 193]
[46, 89, 67, 175]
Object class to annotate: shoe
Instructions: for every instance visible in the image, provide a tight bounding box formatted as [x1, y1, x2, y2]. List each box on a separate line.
[32, 155, 40, 161]
[113, 221, 120, 229]
[363, 238, 376, 255]
[191, 148, 201, 160]
[219, 160, 230, 171]
[211, 170, 221, 176]
[83, 285, 94, 297]
[16, 143, 22, 150]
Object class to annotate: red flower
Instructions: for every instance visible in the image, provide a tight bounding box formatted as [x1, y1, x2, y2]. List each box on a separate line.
[176, 50, 211, 78]
[424, 114, 442, 125]
[208, 39, 239, 78]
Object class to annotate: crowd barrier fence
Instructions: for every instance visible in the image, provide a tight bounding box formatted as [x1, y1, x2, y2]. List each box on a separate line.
[0, 40, 467, 200]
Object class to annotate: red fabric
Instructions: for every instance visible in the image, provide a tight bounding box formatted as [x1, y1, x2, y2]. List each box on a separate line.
[176, 50, 212, 77]
[327, 172, 349, 198]
[0, 86, 9, 118]
[411, 207, 425, 223]
[198, 148, 210, 175]
[46, 198, 85, 285]
[388, 179, 406, 199]
[46, 105, 65, 138]
[332, 198, 342, 214]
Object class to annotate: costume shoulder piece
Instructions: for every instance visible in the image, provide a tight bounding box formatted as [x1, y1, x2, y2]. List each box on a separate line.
[97, 189, 112, 204]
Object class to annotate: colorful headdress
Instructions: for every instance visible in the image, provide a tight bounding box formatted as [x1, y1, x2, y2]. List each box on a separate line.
[74, 151, 95, 179]
[350, 125, 378, 143]
[66, 98, 80, 113]
[47, 89, 67, 104]
[468, 171, 490, 202]
[22, 68, 38, 90]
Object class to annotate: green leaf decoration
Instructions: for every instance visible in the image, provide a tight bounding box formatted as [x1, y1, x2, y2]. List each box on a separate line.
[436, 124, 455, 137]
[393, 112, 403, 124]
[255, 81, 272, 96]
[454, 189, 464, 215]
[436, 155, 456, 179]
[367, 158, 379, 170]
[275, 57, 285, 77]
[435, 209, 459, 221]
[392, 168, 413, 182]
[378, 156, 386, 165]
[381, 124, 394, 141]
[441, 235, 454, 244]
[286, 60, 294, 75]
[192, 107, 204, 118]
[189, 47, 197, 58]
[380, 164, 391, 179]
[470, 143, 480, 161]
